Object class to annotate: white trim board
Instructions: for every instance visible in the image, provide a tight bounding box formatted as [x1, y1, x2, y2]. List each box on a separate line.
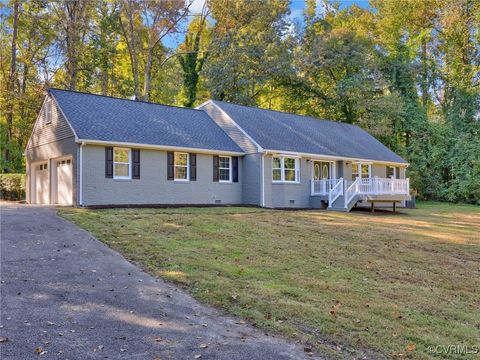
[263, 149, 409, 167]
[196, 100, 264, 153]
[77, 139, 245, 156]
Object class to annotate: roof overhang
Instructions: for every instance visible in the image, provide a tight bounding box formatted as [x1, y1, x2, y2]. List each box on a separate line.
[77, 139, 245, 156]
[263, 149, 409, 166]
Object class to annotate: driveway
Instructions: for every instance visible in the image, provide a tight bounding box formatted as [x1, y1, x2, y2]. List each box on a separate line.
[0, 203, 317, 359]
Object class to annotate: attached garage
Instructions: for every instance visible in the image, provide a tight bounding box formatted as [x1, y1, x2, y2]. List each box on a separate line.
[52, 158, 73, 205]
[32, 162, 49, 204]
[29, 157, 73, 205]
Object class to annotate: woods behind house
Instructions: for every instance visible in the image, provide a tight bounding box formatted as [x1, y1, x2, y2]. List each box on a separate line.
[0, 0, 479, 204]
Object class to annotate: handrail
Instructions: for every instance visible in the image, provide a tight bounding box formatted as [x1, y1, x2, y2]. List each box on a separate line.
[344, 177, 360, 208]
[328, 177, 343, 207]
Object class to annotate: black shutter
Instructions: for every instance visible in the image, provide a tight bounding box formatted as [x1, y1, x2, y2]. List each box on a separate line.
[213, 155, 219, 182]
[189, 153, 196, 181]
[132, 149, 140, 179]
[167, 152, 174, 180]
[232, 156, 238, 182]
[396, 167, 400, 179]
[105, 147, 113, 178]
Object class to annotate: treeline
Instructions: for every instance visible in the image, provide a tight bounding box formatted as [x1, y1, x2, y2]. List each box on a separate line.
[1, 0, 479, 204]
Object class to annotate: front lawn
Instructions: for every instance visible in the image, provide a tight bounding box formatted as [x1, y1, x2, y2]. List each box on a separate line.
[60, 202, 480, 359]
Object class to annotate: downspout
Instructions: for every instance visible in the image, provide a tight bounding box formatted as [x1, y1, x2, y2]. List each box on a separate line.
[261, 153, 265, 207]
[79, 142, 85, 206]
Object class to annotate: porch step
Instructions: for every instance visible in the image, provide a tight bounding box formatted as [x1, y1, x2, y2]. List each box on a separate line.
[327, 195, 360, 212]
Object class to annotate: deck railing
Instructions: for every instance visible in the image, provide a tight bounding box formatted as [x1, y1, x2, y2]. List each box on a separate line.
[344, 177, 360, 208]
[310, 179, 338, 195]
[312, 177, 410, 196]
[328, 178, 343, 206]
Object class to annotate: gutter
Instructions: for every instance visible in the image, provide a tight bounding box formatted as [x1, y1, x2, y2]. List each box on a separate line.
[262, 149, 409, 167]
[76, 139, 244, 157]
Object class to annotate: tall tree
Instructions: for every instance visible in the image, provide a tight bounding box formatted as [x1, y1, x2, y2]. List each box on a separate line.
[177, 3, 210, 107]
[204, 0, 292, 105]
[119, 0, 192, 101]
[51, 0, 91, 90]
[3, 0, 18, 170]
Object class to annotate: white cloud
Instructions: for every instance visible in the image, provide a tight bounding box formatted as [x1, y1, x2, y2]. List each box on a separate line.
[189, 0, 207, 14]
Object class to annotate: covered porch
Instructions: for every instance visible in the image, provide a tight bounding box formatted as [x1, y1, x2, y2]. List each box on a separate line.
[308, 156, 410, 212]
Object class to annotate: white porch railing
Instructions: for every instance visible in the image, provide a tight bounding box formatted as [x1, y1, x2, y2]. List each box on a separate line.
[344, 177, 360, 208]
[310, 179, 339, 195]
[328, 178, 344, 206]
[356, 177, 410, 195]
[311, 177, 410, 197]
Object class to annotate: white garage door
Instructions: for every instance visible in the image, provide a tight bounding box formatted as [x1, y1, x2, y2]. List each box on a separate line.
[34, 162, 49, 204]
[55, 158, 72, 205]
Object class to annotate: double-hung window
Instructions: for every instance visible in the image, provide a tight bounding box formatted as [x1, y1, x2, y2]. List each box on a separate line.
[174, 152, 189, 180]
[352, 162, 370, 181]
[219, 156, 231, 182]
[272, 156, 299, 183]
[386, 166, 396, 179]
[113, 147, 131, 179]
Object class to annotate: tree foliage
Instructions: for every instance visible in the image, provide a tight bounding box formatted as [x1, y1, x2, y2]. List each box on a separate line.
[0, 0, 478, 204]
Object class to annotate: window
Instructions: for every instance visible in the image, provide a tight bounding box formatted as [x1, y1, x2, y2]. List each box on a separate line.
[113, 147, 131, 179]
[273, 157, 282, 181]
[386, 166, 396, 179]
[174, 152, 189, 180]
[272, 156, 299, 182]
[219, 156, 231, 182]
[44, 101, 52, 125]
[352, 162, 370, 181]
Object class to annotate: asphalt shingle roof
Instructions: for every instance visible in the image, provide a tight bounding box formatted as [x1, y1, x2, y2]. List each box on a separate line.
[50, 89, 243, 153]
[212, 100, 407, 164]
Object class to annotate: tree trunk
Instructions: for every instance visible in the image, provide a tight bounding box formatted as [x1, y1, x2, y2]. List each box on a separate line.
[5, 0, 19, 168]
[142, 47, 153, 101]
[65, 2, 80, 90]
[126, 0, 139, 99]
[420, 38, 428, 108]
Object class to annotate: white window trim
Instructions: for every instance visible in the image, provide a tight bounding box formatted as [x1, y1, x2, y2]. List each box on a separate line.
[113, 147, 132, 180]
[44, 100, 52, 125]
[219, 155, 232, 183]
[174, 152, 190, 182]
[272, 156, 300, 183]
[352, 162, 371, 180]
[386, 165, 396, 179]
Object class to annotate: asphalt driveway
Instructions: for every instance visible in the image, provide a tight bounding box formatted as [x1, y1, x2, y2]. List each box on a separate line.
[0, 203, 316, 359]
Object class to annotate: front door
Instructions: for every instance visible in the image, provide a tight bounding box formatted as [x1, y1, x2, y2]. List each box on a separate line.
[314, 161, 331, 180]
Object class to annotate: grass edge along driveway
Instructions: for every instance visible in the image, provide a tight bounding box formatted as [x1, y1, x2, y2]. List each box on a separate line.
[60, 202, 480, 359]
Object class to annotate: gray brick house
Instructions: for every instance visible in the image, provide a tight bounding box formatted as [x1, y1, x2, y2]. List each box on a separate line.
[25, 89, 410, 211]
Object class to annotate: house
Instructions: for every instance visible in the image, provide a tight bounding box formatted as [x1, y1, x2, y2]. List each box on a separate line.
[25, 89, 410, 211]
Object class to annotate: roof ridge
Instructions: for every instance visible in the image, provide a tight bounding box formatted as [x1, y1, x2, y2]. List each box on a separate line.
[49, 88, 206, 112]
[212, 99, 359, 128]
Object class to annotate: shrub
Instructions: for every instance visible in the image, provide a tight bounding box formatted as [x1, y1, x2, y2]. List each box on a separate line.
[0, 173, 26, 201]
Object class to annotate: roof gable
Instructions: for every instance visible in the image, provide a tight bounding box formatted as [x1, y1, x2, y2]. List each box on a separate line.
[212, 100, 407, 164]
[49, 89, 242, 153]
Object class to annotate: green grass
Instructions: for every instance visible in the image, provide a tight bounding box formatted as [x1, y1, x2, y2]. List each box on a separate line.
[59, 202, 480, 359]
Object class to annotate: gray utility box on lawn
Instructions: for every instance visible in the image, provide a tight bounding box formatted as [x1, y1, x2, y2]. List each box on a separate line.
[405, 196, 416, 209]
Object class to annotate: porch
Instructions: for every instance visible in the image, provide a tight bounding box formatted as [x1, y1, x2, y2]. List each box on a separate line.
[310, 177, 410, 212]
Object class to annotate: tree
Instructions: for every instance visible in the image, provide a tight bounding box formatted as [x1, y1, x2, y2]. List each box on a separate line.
[119, 0, 193, 101]
[204, 0, 292, 105]
[177, 3, 210, 107]
[3, 0, 18, 170]
[50, 0, 92, 90]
